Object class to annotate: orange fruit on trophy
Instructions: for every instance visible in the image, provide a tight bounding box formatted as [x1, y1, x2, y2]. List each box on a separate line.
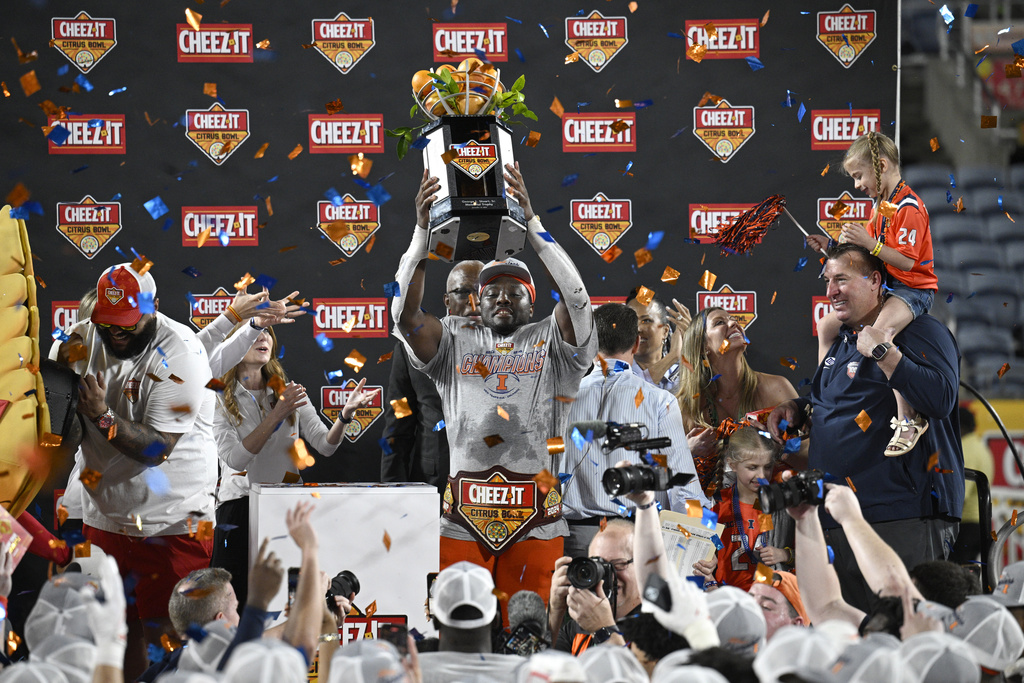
[435, 64, 457, 76]
[461, 93, 488, 115]
[411, 70, 433, 98]
[424, 90, 447, 116]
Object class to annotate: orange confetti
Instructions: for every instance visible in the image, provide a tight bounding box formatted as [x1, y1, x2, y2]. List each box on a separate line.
[382, 531, 392, 552]
[185, 8, 202, 31]
[533, 469, 559, 495]
[600, 245, 623, 263]
[628, 1, 638, 12]
[779, 356, 797, 371]
[758, 512, 774, 532]
[196, 228, 213, 248]
[349, 153, 372, 178]
[659, 266, 680, 284]
[264, 196, 273, 216]
[254, 142, 269, 159]
[650, 453, 667, 467]
[760, 9, 770, 26]
[929, 137, 940, 152]
[685, 500, 703, 517]
[1, 82, 9, 98]
[345, 349, 367, 372]
[329, 257, 346, 266]
[698, 270, 717, 290]
[599, 517, 609, 532]
[878, 200, 897, 219]
[40, 432, 63, 448]
[390, 397, 412, 419]
[829, 200, 850, 220]
[483, 434, 504, 448]
[473, 361, 491, 379]
[753, 563, 774, 584]
[634, 285, 654, 307]
[703, 22, 717, 38]
[821, 163, 830, 176]
[365, 234, 376, 253]
[687, 43, 707, 62]
[48, 539, 67, 550]
[107, 424, 117, 441]
[546, 437, 565, 455]
[565, 50, 581, 64]
[289, 439, 312, 469]
[634, 248, 652, 268]
[146, 373, 163, 383]
[206, 378, 226, 392]
[526, 131, 541, 148]
[854, 410, 872, 432]
[267, 375, 286, 398]
[365, 601, 378, 618]
[325, 98, 344, 115]
[981, 115, 997, 129]
[288, 144, 304, 160]
[676, 524, 691, 539]
[310, 491, 321, 499]
[998, 362, 1011, 378]
[322, 220, 351, 243]
[497, 405, 510, 421]
[256, 39, 270, 50]
[65, 344, 87, 363]
[492, 588, 509, 601]
[56, 504, 69, 527]
[131, 255, 154, 276]
[441, 148, 459, 164]
[634, 387, 644, 408]
[195, 520, 214, 542]
[340, 317, 357, 333]
[550, 96, 565, 118]
[203, 82, 217, 98]
[6, 182, 30, 208]
[844, 476, 857, 492]
[19, 70, 40, 97]
[74, 540, 91, 558]
[377, 351, 394, 364]
[954, 197, 965, 213]
[614, 99, 633, 109]
[80, 468, 102, 491]
[35, 275, 45, 289]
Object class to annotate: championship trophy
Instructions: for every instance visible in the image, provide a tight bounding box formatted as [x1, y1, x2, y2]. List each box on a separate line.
[411, 63, 528, 262]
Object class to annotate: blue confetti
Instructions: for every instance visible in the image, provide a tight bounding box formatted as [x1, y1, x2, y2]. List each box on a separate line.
[781, 89, 796, 108]
[538, 23, 550, 38]
[550, 290, 561, 303]
[827, 545, 835, 564]
[701, 508, 718, 530]
[965, 3, 978, 17]
[676, 542, 687, 550]
[277, 345, 285, 359]
[57, 64, 69, 76]
[779, 419, 789, 433]
[315, 333, 333, 352]
[710, 373, 722, 382]
[432, 420, 446, 432]
[147, 644, 168, 665]
[142, 441, 167, 458]
[144, 196, 169, 220]
[667, 32, 686, 40]
[745, 56, 765, 71]
[218, 232, 230, 247]
[515, 48, 525, 63]
[711, 534, 724, 551]
[687, 575, 705, 590]
[670, 127, 689, 138]
[325, 187, 343, 206]
[798, 378, 812, 388]
[546, 206, 564, 213]
[622, 161, 633, 176]
[108, 86, 127, 96]
[182, 266, 202, 278]
[473, 48, 491, 63]
[162, 217, 172, 231]
[558, 473, 572, 486]
[254, 302, 270, 310]
[505, 16, 522, 24]
[138, 292, 155, 314]
[115, 246, 130, 260]
[383, 281, 400, 297]
[538, 230, 555, 243]
[367, 183, 392, 206]
[920, 259, 933, 266]
[797, 103, 807, 122]
[353, 178, 372, 189]
[978, 54, 988, 67]
[645, 231, 664, 251]
[87, 118, 104, 128]
[185, 624, 209, 642]
[47, 125, 71, 146]
[325, 369, 345, 384]
[411, 136, 430, 150]
[110, 193, 122, 201]
[999, 195, 1004, 209]
[757, 478, 770, 486]
[75, 74, 94, 92]
[794, 257, 808, 271]
[71, 165, 89, 174]
[561, 174, 579, 187]
[267, 176, 279, 183]
[144, 468, 170, 495]
[570, 428, 587, 451]
[633, 99, 654, 109]
[946, 190, 953, 204]
[52, 328, 70, 342]
[946, 292, 955, 303]
[949, 174, 956, 188]
[784, 437, 802, 453]
[254, 274, 277, 291]
[186, 292, 199, 310]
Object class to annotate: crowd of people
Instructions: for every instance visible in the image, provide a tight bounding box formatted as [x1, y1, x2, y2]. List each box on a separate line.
[0, 133, 1017, 682]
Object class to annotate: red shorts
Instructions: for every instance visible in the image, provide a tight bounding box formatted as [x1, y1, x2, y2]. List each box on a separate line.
[84, 526, 213, 620]
[440, 536, 564, 628]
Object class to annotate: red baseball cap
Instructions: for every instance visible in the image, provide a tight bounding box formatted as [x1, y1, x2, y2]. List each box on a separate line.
[478, 257, 535, 303]
[91, 264, 157, 327]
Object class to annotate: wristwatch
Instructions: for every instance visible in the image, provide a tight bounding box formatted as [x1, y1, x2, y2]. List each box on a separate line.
[92, 408, 116, 430]
[870, 342, 894, 361]
[592, 625, 621, 644]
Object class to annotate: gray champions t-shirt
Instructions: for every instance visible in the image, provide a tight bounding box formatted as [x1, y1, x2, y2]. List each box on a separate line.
[405, 314, 595, 541]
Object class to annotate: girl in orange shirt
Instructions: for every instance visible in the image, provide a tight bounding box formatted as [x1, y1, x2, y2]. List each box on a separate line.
[807, 131, 938, 457]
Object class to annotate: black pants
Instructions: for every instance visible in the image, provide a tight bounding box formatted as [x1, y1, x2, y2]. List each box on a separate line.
[823, 517, 958, 614]
[210, 497, 249, 615]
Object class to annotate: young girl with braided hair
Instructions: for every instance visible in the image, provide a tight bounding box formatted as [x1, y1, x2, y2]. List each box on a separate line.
[807, 131, 938, 456]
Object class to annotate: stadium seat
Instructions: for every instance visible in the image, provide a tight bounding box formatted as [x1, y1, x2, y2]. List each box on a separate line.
[949, 243, 1004, 271]
[970, 188, 1023, 216]
[986, 214, 1024, 245]
[931, 214, 988, 251]
[957, 325, 1015, 363]
[1010, 163, 1024, 191]
[1006, 242, 1024, 271]
[969, 353, 1016, 392]
[955, 164, 1006, 191]
[963, 269, 1019, 298]
[918, 188, 957, 217]
[933, 269, 965, 298]
[904, 164, 955, 191]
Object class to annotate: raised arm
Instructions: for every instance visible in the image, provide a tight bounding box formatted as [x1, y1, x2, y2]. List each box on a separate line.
[282, 502, 322, 660]
[504, 163, 592, 347]
[391, 170, 444, 363]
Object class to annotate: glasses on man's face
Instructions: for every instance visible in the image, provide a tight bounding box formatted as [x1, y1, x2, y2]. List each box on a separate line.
[95, 322, 138, 332]
[447, 288, 476, 299]
[609, 558, 634, 573]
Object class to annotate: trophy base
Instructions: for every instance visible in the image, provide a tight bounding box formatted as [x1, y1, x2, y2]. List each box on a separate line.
[428, 211, 527, 263]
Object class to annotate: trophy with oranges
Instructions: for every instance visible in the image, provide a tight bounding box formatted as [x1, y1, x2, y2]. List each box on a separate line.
[386, 59, 537, 261]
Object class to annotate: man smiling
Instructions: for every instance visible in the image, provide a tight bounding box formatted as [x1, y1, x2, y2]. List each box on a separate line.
[769, 244, 963, 613]
[391, 163, 596, 620]
[56, 262, 218, 679]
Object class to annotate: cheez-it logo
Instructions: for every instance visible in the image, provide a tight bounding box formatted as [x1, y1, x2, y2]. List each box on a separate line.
[817, 4, 876, 68]
[310, 13, 375, 74]
[105, 287, 123, 305]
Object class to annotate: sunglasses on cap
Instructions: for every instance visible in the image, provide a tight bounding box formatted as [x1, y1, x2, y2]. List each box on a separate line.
[95, 321, 138, 332]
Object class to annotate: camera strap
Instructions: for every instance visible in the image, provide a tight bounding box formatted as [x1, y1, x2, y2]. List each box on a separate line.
[732, 486, 762, 567]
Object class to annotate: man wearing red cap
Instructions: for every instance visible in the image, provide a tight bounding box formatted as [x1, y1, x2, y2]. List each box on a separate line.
[55, 262, 218, 679]
[391, 163, 596, 619]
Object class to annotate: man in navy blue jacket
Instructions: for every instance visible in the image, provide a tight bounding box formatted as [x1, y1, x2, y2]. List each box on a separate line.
[770, 243, 964, 613]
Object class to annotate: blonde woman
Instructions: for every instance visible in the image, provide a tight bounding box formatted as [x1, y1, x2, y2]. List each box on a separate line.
[677, 307, 800, 497]
[211, 323, 377, 609]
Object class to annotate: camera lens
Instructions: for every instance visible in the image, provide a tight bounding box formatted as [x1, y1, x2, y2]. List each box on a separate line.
[602, 468, 630, 496]
[332, 570, 360, 598]
[567, 557, 605, 590]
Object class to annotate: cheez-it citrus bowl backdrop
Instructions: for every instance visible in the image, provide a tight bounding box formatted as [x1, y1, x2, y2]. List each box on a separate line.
[5, 1, 897, 485]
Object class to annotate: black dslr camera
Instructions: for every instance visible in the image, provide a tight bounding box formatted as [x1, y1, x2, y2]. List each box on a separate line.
[757, 469, 826, 514]
[567, 556, 618, 607]
[326, 570, 360, 615]
[601, 464, 694, 497]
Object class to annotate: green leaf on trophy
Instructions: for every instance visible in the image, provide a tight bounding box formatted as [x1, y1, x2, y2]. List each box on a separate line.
[409, 103, 420, 119]
[511, 75, 526, 93]
[522, 109, 538, 122]
[386, 127, 412, 137]
[397, 135, 410, 161]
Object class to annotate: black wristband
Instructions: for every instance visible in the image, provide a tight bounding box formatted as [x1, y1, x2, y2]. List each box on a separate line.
[250, 319, 265, 331]
[593, 626, 621, 644]
[338, 412, 353, 425]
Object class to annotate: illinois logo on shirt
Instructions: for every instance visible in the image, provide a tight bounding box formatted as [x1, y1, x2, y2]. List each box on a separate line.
[847, 361, 860, 379]
[123, 378, 140, 403]
[459, 347, 548, 400]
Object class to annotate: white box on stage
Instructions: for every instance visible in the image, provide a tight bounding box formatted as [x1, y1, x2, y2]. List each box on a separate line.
[250, 482, 440, 642]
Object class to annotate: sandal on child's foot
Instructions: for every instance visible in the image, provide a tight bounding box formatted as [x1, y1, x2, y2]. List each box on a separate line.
[885, 416, 929, 457]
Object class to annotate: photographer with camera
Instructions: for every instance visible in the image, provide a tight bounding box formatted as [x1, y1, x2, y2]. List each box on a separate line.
[559, 303, 706, 559]
[549, 518, 639, 655]
[769, 243, 964, 613]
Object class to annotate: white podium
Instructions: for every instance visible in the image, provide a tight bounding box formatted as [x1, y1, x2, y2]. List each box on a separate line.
[250, 482, 440, 642]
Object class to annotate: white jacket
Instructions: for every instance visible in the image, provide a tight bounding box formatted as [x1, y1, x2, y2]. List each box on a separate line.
[214, 380, 341, 503]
